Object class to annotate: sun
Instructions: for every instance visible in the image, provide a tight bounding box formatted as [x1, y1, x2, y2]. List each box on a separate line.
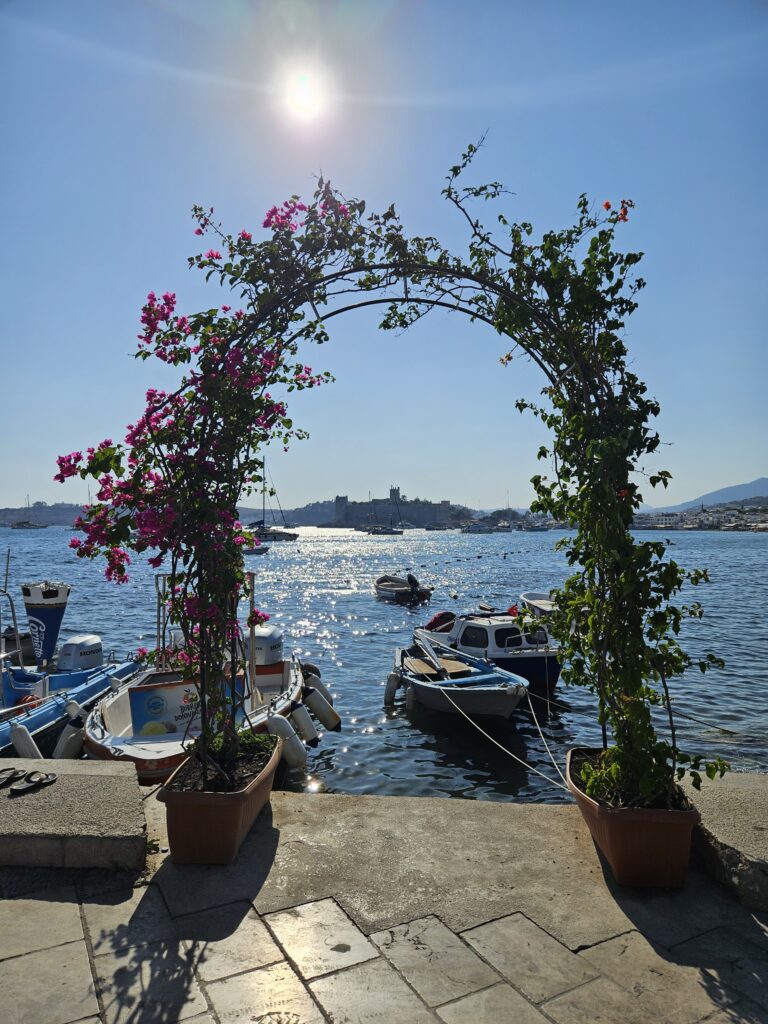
[282, 66, 329, 122]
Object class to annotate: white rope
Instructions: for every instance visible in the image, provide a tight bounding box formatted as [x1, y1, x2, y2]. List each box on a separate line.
[430, 684, 569, 793]
[525, 691, 567, 786]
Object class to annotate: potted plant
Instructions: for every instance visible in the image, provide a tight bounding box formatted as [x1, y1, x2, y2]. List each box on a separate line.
[56, 207, 331, 863]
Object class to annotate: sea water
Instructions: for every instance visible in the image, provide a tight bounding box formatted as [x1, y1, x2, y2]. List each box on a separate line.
[1, 527, 766, 803]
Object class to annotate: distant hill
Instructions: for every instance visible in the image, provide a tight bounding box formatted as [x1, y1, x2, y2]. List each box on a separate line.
[0, 502, 82, 527]
[652, 477, 768, 513]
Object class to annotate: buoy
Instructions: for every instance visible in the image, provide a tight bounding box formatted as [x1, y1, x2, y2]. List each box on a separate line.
[15, 693, 42, 711]
[384, 672, 401, 705]
[267, 714, 307, 768]
[52, 701, 85, 759]
[10, 722, 44, 758]
[290, 701, 319, 748]
[302, 686, 342, 731]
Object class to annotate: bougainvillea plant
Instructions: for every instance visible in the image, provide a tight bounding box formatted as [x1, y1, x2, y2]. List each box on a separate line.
[56, 205, 333, 786]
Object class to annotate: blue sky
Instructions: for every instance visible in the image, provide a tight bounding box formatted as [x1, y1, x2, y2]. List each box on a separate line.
[1, 0, 766, 511]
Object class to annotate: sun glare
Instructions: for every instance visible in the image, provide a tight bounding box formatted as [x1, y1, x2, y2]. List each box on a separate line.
[282, 66, 328, 122]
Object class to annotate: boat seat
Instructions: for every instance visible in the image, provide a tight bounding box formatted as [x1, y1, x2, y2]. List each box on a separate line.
[402, 656, 474, 680]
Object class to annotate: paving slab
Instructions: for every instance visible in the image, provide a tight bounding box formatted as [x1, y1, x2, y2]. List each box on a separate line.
[669, 926, 768, 1014]
[93, 938, 207, 1024]
[0, 939, 98, 1024]
[0, 757, 146, 870]
[684, 773, 768, 910]
[150, 793, 634, 949]
[579, 930, 730, 1024]
[371, 915, 498, 1006]
[265, 897, 378, 980]
[310, 956, 437, 1023]
[541, 975, 663, 1024]
[174, 901, 283, 982]
[83, 883, 176, 954]
[462, 912, 598, 1003]
[207, 959, 324, 1023]
[0, 883, 83, 960]
[436, 982, 551, 1024]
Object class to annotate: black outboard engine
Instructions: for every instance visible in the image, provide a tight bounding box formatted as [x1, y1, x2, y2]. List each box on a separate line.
[406, 573, 420, 600]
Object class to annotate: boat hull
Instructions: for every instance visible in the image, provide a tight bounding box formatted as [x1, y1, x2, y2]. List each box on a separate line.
[83, 662, 305, 784]
[409, 676, 526, 719]
[491, 654, 560, 702]
[0, 661, 138, 757]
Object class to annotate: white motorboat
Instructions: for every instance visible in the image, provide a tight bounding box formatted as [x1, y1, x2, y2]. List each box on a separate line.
[244, 544, 270, 555]
[420, 606, 560, 703]
[519, 591, 556, 617]
[83, 575, 340, 782]
[385, 630, 528, 720]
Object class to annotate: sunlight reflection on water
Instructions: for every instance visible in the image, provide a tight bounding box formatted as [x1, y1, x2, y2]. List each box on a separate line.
[1, 527, 766, 802]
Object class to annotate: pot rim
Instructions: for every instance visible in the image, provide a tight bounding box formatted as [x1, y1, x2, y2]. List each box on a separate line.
[157, 735, 283, 804]
[565, 747, 701, 824]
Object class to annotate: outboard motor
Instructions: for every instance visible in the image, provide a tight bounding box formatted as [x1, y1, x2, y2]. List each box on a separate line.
[22, 581, 71, 667]
[407, 573, 420, 602]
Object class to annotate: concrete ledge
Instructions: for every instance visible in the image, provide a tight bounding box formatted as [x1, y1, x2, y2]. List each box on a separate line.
[684, 772, 768, 910]
[0, 758, 147, 871]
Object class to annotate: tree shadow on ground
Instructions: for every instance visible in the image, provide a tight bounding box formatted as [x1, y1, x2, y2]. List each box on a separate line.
[86, 805, 280, 1024]
[593, 843, 768, 1024]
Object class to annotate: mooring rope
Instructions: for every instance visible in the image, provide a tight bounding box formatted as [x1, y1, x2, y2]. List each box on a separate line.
[431, 683, 569, 793]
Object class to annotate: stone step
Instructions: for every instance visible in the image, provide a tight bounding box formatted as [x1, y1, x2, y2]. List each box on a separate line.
[0, 757, 146, 870]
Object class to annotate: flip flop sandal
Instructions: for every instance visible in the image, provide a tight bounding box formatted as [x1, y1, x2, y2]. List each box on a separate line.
[9, 771, 58, 795]
[0, 768, 27, 788]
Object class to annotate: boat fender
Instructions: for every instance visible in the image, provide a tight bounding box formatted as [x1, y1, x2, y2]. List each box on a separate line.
[384, 672, 402, 705]
[10, 722, 44, 758]
[302, 686, 342, 731]
[405, 685, 416, 712]
[301, 661, 321, 680]
[267, 714, 307, 769]
[52, 701, 86, 759]
[290, 701, 320, 748]
[304, 672, 334, 706]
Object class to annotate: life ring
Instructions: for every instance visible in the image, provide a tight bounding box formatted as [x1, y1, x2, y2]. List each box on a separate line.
[14, 693, 43, 712]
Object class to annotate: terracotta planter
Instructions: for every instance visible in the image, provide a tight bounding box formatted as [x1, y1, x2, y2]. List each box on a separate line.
[566, 748, 700, 888]
[157, 738, 283, 865]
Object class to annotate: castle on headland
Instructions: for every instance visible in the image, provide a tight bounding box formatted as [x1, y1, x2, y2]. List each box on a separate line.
[332, 486, 455, 528]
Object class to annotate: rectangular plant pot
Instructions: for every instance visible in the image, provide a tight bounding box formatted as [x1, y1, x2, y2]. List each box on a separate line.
[157, 738, 283, 865]
[566, 748, 700, 888]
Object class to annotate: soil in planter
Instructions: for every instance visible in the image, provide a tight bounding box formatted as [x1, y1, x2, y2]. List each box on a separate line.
[570, 748, 694, 811]
[167, 732, 278, 794]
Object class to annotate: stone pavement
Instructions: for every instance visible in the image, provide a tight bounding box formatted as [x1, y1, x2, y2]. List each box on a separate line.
[0, 791, 766, 1024]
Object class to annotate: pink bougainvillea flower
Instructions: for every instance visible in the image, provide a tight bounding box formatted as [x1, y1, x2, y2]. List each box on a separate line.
[194, 227, 203, 236]
[205, 249, 221, 260]
[239, 230, 252, 241]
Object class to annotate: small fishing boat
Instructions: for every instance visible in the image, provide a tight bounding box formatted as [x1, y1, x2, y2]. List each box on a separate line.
[83, 655, 314, 783]
[10, 520, 48, 530]
[84, 576, 341, 782]
[244, 544, 270, 555]
[385, 630, 527, 720]
[375, 573, 433, 605]
[519, 591, 556, 617]
[367, 525, 403, 536]
[0, 582, 137, 756]
[420, 606, 560, 702]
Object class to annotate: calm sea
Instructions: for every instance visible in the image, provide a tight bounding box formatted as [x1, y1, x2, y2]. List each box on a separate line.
[2, 527, 766, 802]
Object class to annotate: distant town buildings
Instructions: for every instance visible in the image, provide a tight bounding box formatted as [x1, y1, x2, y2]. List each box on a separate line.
[632, 502, 768, 532]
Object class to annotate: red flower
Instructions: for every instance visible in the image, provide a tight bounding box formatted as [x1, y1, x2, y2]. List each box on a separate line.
[603, 201, 611, 211]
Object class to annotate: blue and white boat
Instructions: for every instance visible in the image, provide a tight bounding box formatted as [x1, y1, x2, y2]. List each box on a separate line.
[385, 630, 528, 720]
[0, 581, 138, 757]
